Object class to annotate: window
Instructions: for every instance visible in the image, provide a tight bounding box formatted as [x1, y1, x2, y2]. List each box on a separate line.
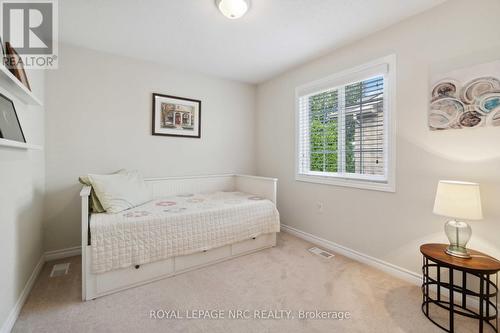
[295, 55, 396, 192]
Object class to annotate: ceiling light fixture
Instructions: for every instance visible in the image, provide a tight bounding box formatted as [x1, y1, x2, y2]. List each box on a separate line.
[215, 0, 249, 20]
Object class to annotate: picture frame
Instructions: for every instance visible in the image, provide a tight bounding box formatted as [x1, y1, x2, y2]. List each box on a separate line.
[152, 93, 201, 138]
[5, 42, 31, 91]
[0, 37, 4, 64]
[0, 92, 26, 143]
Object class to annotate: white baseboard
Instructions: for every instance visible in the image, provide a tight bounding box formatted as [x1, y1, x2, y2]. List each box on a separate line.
[0, 255, 44, 333]
[281, 224, 422, 285]
[44, 246, 81, 262]
[281, 224, 482, 309]
[1, 246, 83, 333]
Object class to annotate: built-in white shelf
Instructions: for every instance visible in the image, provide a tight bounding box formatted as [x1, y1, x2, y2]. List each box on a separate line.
[0, 65, 42, 106]
[0, 138, 43, 150]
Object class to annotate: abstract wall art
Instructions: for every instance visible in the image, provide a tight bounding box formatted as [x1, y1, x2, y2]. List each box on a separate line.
[429, 60, 500, 130]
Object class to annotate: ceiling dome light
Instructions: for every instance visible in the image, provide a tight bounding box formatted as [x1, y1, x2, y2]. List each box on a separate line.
[216, 0, 249, 19]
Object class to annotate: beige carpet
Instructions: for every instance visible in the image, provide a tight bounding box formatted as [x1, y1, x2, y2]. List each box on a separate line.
[13, 233, 480, 333]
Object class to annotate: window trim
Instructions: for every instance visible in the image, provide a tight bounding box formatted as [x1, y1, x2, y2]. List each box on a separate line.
[294, 54, 396, 192]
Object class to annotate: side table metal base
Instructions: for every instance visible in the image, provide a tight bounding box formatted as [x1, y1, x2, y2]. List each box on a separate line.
[422, 257, 499, 333]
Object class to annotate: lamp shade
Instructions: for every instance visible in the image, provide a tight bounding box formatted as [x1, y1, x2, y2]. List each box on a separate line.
[433, 180, 483, 220]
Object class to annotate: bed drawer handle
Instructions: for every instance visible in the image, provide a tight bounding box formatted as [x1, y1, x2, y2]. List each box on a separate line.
[203, 250, 208, 253]
[252, 237, 256, 240]
[135, 265, 140, 269]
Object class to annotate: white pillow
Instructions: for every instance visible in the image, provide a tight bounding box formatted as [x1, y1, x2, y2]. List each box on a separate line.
[88, 170, 152, 213]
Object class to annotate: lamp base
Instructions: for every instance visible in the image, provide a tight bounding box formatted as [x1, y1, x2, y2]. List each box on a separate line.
[445, 245, 471, 259]
[444, 220, 472, 259]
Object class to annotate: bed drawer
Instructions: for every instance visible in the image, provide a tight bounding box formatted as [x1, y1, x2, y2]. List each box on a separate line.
[96, 258, 174, 295]
[231, 233, 276, 256]
[175, 245, 231, 272]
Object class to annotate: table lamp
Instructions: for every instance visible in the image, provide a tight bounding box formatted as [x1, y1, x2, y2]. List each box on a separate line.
[433, 180, 483, 259]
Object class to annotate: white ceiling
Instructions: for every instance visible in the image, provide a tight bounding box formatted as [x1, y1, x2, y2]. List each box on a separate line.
[59, 0, 445, 84]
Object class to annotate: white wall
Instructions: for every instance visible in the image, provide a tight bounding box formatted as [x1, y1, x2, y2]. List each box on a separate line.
[44, 44, 257, 251]
[0, 70, 45, 328]
[256, 0, 500, 275]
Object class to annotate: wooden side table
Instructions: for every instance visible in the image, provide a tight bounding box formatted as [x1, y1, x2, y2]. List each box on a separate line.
[421, 244, 500, 333]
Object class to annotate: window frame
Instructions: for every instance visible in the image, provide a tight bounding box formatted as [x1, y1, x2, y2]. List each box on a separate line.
[295, 55, 396, 192]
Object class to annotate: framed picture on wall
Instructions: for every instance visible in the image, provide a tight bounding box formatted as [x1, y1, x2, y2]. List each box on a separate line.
[152, 93, 201, 138]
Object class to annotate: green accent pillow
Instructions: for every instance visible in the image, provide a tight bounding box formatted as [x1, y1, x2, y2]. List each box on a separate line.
[79, 176, 106, 213]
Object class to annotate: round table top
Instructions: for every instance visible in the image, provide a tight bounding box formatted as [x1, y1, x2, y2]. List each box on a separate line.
[420, 243, 500, 274]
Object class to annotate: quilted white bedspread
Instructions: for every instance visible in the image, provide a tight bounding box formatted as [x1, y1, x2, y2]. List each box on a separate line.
[90, 191, 280, 273]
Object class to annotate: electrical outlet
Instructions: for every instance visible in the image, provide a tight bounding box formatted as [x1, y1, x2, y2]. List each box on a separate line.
[316, 202, 324, 214]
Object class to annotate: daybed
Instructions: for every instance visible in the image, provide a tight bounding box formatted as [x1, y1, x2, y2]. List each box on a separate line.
[80, 174, 279, 300]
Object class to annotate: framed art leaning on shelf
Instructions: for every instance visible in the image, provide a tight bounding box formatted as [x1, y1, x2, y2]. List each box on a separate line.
[5, 42, 31, 91]
[0, 92, 26, 143]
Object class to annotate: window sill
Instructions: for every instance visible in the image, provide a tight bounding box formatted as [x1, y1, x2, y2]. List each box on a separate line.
[295, 174, 395, 192]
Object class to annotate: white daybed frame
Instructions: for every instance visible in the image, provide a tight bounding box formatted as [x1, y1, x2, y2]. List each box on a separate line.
[81, 174, 278, 301]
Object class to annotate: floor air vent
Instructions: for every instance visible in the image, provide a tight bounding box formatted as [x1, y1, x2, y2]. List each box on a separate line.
[308, 247, 335, 259]
[50, 263, 70, 277]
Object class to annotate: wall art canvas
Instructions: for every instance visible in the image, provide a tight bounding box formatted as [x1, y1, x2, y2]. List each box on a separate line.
[429, 60, 500, 130]
[152, 93, 201, 138]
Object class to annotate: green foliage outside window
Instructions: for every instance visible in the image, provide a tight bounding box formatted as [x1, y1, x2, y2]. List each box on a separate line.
[309, 86, 359, 173]
[309, 91, 337, 172]
[310, 118, 337, 172]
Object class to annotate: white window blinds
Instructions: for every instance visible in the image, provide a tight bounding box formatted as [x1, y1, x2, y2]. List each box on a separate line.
[296, 60, 394, 189]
